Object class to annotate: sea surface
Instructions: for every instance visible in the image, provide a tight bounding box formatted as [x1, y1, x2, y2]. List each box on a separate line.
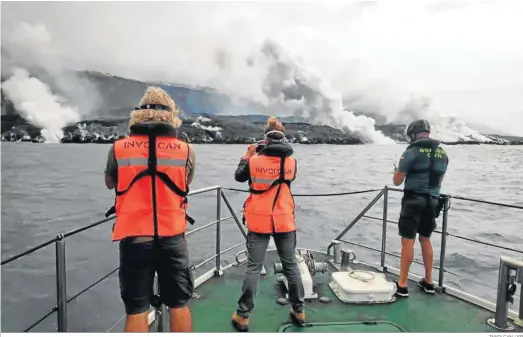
[1, 143, 522, 332]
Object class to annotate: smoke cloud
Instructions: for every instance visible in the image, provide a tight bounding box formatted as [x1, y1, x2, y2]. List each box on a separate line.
[2, 68, 80, 143]
[1, 19, 101, 142]
[1, 0, 522, 141]
[253, 39, 393, 143]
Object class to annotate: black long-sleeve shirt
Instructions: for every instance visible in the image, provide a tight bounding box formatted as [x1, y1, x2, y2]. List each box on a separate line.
[235, 158, 251, 182]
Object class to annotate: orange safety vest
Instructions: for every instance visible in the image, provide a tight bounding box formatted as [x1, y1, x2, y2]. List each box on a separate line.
[111, 134, 190, 241]
[243, 154, 297, 234]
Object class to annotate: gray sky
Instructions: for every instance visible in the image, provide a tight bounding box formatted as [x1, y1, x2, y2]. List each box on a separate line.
[2, 0, 523, 135]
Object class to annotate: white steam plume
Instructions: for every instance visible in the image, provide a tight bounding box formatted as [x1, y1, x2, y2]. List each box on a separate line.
[2, 69, 80, 143]
[2, 1, 523, 139]
[1, 19, 100, 142]
[252, 39, 394, 144]
[397, 94, 492, 142]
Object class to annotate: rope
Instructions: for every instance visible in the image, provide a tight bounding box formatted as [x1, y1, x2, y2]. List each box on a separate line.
[3, 187, 518, 268]
[107, 314, 126, 332]
[63, 216, 116, 238]
[2, 185, 520, 333]
[223, 187, 383, 197]
[2, 216, 115, 266]
[446, 271, 499, 292]
[446, 233, 523, 254]
[1, 237, 58, 265]
[338, 250, 376, 282]
[67, 267, 120, 304]
[450, 195, 523, 210]
[348, 269, 376, 282]
[302, 251, 317, 276]
[337, 238, 518, 294]
[359, 215, 521, 254]
[338, 239, 462, 278]
[24, 307, 57, 332]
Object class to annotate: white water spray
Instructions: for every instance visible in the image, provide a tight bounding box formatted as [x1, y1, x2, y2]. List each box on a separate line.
[396, 94, 494, 142]
[2, 69, 80, 143]
[254, 40, 394, 144]
[1, 20, 101, 128]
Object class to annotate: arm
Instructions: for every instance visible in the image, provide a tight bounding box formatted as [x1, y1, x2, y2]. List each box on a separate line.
[393, 150, 414, 186]
[186, 144, 196, 186]
[235, 144, 256, 183]
[235, 159, 250, 182]
[104, 145, 117, 189]
[292, 159, 297, 182]
[393, 170, 406, 186]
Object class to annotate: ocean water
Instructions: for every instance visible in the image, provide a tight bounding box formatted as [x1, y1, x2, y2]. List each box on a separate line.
[1, 143, 522, 332]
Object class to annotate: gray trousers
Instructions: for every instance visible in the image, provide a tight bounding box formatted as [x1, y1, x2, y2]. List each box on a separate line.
[236, 231, 305, 317]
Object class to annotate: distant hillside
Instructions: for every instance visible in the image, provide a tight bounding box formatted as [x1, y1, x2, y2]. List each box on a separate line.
[78, 71, 232, 117]
[2, 71, 521, 145]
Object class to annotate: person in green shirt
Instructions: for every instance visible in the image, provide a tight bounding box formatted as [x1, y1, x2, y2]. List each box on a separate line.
[392, 119, 449, 298]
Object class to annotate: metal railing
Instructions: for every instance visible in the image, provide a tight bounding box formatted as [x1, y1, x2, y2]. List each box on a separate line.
[325, 186, 523, 288]
[225, 184, 522, 299]
[323, 185, 523, 329]
[2, 184, 522, 332]
[1, 186, 247, 333]
[226, 185, 523, 324]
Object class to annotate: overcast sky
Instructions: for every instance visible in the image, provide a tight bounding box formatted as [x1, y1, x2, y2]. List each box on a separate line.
[2, 0, 522, 135]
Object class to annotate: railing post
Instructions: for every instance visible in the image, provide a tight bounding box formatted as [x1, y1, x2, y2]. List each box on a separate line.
[487, 256, 523, 331]
[380, 186, 388, 269]
[438, 196, 449, 291]
[214, 187, 223, 276]
[331, 240, 342, 264]
[154, 276, 166, 332]
[327, 189, 384, 255]
[220, 190, 248, 239]
[55, 234, 67, 332]
[517, 268, 523, 327]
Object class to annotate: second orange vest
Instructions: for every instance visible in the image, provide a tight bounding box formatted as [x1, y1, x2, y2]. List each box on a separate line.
[112, 134, 190, 241]
[243, 154, 297, 234]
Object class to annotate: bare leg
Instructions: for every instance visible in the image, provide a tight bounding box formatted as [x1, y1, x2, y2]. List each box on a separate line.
[398, 238, 415, 288]
[419, 236, 433, 284]
[170, 306, 192, 332]
[124, 312, 149, 332]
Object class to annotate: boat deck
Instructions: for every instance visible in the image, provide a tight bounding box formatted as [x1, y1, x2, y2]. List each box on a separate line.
[189, 249, 522, 333]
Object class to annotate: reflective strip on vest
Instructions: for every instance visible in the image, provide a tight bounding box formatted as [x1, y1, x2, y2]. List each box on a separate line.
[243, 155, 297, 234]
[251, 177, 277, 185]
[116, 157, 186, 167]
[112, 135, 190, 241]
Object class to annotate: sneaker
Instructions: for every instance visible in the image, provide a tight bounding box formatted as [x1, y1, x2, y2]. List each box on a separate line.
[418, 279, 435, 294]
[231, 312, 249, 332]
[394, 281, 409, 297]
[290, 308, 306, 326]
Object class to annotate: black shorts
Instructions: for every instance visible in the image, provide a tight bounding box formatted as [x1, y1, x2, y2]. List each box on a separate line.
[119, 234, 194, 315]
[398, 195, 438, 239]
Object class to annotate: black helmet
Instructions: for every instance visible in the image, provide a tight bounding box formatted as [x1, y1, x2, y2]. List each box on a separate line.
[405, 119, 431, 142]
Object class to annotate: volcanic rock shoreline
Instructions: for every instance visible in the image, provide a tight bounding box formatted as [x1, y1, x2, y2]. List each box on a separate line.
[1, 114, 365, 145]
[1, 71, 522, 145]
[2, 113, 522, 146]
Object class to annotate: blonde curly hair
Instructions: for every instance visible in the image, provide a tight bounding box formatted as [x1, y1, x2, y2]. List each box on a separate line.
[264, 116, 285, 134]
[129, 86, 182, 128]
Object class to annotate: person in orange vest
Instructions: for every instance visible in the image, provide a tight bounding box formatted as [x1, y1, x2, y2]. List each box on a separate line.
[231, 116, 305, 332]
[104, 87, 196, 332]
